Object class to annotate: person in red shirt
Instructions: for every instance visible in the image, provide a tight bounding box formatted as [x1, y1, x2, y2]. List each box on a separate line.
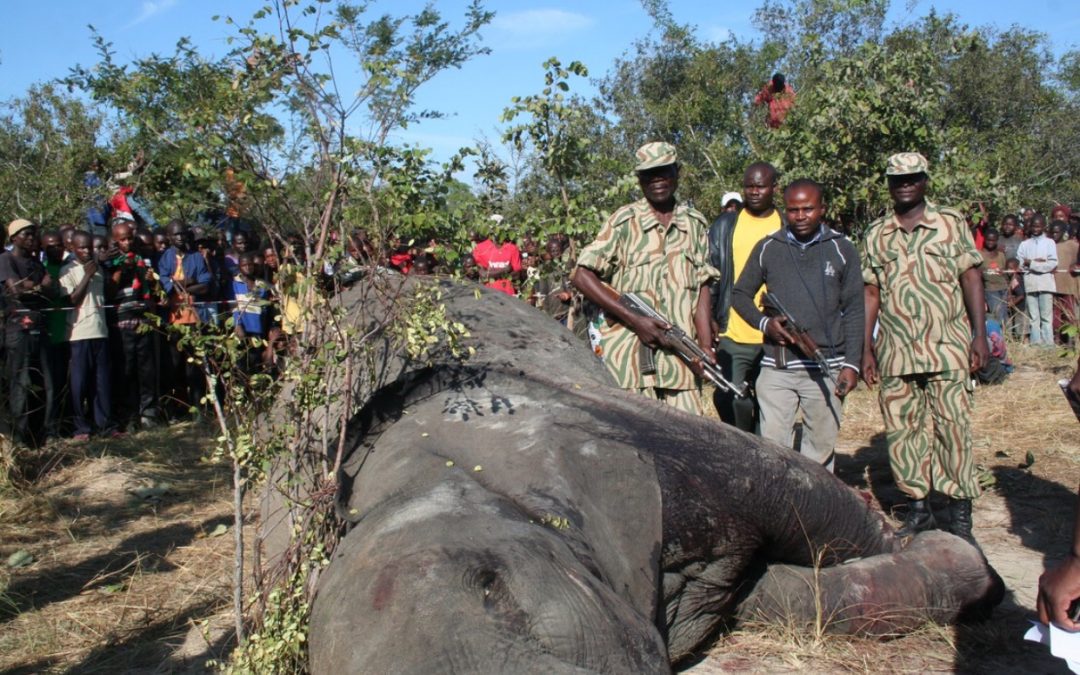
[471, 216, 522, 295]
[753, 73, 796, 128]
[965, 201, 990, 250]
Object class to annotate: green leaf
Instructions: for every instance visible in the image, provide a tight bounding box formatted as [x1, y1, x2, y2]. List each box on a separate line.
[208, 523, 229, 537]
[7, 550, 33, 568]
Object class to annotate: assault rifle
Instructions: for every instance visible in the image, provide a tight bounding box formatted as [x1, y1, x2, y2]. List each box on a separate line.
[614, 291, 748, 398]
[762, 291, 846, 395]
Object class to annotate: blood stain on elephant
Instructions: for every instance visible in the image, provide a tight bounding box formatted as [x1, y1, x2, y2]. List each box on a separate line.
[372, 564, 397, 611]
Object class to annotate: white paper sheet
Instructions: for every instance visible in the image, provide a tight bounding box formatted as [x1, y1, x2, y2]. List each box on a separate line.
[1025, 620, 1080, 673]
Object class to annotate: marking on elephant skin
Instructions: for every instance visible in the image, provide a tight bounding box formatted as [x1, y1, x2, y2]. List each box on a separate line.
[441, 393, 515, 421]
[579, 441, 598, 457]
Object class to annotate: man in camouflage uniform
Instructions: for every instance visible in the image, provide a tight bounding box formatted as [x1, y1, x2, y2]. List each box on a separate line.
[861, 152, 988, 544]
[572, 142, 718, 415]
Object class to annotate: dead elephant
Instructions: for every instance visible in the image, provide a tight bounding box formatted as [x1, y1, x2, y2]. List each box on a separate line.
[261, 279, 1004, 673]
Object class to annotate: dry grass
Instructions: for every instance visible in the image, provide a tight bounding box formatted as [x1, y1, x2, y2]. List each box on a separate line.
[0, 423, 237, 673]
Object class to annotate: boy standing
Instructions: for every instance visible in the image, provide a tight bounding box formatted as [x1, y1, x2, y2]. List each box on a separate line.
[232, 251, 271, 374]
[732, 179, 862, 471]
[980, 229, 1009, 329]
[108, 220, 160, 428]
[1005, 257, 1027, 340]
[157, 220, 212, 412]
[60, 231, 118, 440]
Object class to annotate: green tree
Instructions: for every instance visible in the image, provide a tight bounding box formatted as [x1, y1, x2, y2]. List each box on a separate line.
[0, 84, 108, 225]
[598, 0, 784, 212]
[595, 0, 1080, 228]
[498, 58, 633, 249]
[760, 25, 1005, 228]
[65, 3, 493, 669]
[66, 33, 284, 222]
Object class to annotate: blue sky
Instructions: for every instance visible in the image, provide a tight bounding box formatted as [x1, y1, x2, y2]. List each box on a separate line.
[2, 0, 1077, 170]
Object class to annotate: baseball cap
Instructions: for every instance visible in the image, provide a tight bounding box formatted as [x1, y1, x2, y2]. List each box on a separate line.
[7, 218, 34, 239]
[721, 192, 743, 206]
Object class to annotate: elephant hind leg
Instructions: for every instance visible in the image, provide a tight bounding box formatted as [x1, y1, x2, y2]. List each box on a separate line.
[735, 531, 1005, 636]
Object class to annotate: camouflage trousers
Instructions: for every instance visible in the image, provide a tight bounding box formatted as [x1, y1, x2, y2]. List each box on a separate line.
[637, 386, 705, 416]
[879, 370, 980, 500]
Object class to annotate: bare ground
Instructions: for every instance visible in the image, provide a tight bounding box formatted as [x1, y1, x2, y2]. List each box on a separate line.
[1, 344, 1077, 673]
[0, 424, 238, 674]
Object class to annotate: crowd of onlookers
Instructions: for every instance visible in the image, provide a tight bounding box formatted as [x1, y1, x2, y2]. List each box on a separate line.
[0, 215, 307, 446]
[0, 207, 593, 447]
[968, 204, 1079, 385]
[1, 194, 1077, 447]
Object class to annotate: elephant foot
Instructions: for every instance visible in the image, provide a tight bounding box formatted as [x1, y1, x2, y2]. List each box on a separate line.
[735, 530, 1005, 635]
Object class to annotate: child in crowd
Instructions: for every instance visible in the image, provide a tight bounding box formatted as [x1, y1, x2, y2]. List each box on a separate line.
[41, 231, 70, 438]
[1006, 258, 1028, 341]
[461, 254, 479, 281]
[980, 229, 1009, 329]
[232, 251, 271, 375]
[108, 219, 160, 429]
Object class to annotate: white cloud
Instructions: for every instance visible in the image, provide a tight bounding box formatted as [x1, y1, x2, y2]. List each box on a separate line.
[125, 0, 178, 29]
[490, 8, 594, 48]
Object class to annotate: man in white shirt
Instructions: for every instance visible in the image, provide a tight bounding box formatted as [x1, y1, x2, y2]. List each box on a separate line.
[1015, 213, 1058, 346]
[60, 231, 119, 440]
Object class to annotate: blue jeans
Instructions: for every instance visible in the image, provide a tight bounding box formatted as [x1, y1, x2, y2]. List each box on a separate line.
[1026, 292, 1054, 345]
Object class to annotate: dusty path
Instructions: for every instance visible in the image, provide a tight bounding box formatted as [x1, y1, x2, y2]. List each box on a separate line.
[0, 425, 237, 673]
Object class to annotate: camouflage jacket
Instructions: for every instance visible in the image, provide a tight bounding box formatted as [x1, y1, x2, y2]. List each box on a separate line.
[577, 199, 718, 390]
[860, 201, 983, 377]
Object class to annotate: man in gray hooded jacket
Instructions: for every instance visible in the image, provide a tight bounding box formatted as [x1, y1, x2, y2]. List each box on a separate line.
[732, 179, 863, 471]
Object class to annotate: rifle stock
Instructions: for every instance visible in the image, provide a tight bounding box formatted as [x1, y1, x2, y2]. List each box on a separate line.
[762, 291, 841, 391]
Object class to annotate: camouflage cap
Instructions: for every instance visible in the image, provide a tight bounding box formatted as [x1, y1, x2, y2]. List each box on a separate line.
[885, 152, 929, 177]
[634, 142, 678, 172]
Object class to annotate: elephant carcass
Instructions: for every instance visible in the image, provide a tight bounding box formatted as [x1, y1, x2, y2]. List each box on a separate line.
[262, 278, 1004, 673]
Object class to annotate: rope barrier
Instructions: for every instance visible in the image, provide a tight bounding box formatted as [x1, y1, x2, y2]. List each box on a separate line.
[5, 299, 267, 314]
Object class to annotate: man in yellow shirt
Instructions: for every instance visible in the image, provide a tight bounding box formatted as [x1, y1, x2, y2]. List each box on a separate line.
[707, 162, 783, 431]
